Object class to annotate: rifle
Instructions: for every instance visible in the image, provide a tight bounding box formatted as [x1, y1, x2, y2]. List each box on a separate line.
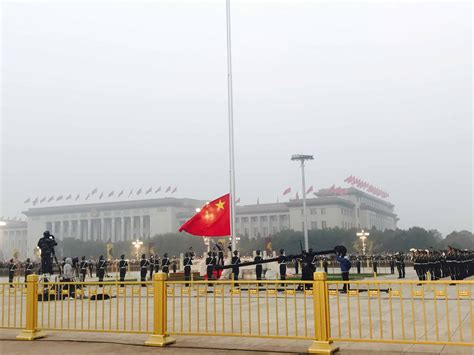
[215, 248, 340, 270]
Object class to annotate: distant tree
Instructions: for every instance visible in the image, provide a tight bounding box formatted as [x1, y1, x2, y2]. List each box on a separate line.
[441, 230, 474, 250]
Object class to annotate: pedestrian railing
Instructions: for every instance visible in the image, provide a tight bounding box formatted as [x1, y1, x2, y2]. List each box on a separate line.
[327, 279, 474, 346]
[2, 273, 473, 353]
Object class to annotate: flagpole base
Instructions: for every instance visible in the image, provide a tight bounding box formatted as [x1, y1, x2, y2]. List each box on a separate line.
[145, 334, 176, 347]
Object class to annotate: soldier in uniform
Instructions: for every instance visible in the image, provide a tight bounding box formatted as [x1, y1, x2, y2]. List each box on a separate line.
[79, 256, 88, 282]
[8, 259, 16, 287]
[162, 253, 170, 275]
[118, 254, 128, 287]
[356, 257, 361, 274]
[310, 249, 318, 273]
[389, 256, 395, 274]
[301, 251, 314, 290]
[97, 255, 107, 284]
[395, 252, 405, 278]
[149, 255, 155, 280]
[231, 250, 241, 287]
[278, 249, 287, 283]
[322, 258, 328, 274]
[24, 258, 33, 283]
[154, 255, 160, 273]
[172, 256, 177, 273]
[140, 254, 149, 287]
[254, 250, 263, 285]
[372, 256, 378, 274]
[205, 252, 214, 286]
[184, 252, 192, 286]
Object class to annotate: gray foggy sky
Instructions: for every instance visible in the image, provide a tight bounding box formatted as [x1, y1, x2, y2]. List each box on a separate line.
[1, 0, 472, 235]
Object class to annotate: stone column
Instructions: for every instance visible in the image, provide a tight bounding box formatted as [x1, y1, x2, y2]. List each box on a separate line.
[131, 216, 135, 240]
[111, 218, 116, 242]
[87, 219, 92, 241]
[68, 221, 72, 239]
[139, 216, 144, 239]
[100, 219, 104, 241]
[121, 217, 126, 241]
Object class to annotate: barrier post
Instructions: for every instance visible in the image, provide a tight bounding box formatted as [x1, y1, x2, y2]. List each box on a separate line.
[17, 274, 45, 340]
[145, 273, 175, 346]
[308, 272, 339, 354]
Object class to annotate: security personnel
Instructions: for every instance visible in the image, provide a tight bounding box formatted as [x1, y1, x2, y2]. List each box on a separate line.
[118, 254, 128, 287]
[140, 254, 149, 287]
[231, 250, 241, 287]
[149, 255, 155, 280]
[8, 259, 16, 287]
[162, 253, 170, 274]
[97, 255, 107, 284]
[356, 257, 361, 274]
[172, 256, 177, 273]
[24, 258, 33, 283]
[372, 256, 378, 274]
[154, 255, 160, 273]
[184, 252, 192, 286]
[205, 252, 214, 285]
[278, 249, 287, 282]
[254, 250, 263, 284]
[79, 256, 88, 282]
[37, 230, 57, 275]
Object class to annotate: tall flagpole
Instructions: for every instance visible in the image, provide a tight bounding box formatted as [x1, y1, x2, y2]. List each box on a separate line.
[226, 0, 237, 251]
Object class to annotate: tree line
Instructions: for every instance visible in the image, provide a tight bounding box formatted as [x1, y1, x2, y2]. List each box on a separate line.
[56, 227, 473, 260]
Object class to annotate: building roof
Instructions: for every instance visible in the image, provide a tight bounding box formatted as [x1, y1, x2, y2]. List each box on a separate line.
[315, 187, 394, 208]
[0, 220, 28, 230]
[23, 197, 205, 217]
[287, 197, 355, 208]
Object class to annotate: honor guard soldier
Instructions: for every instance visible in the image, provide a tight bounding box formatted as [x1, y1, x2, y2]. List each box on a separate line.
[372, 256, 378, 274]
[149, 255, 155, 280]
[140, 254, 149, 287]
[205, 252, 214, 285]
[162, 253, 170, 274]
[97, 255, 107, 284]
[154, 255, 160, 273]
[356, 257, 361, 274]
[184, 252, 192, 286]
[310, 249, 318, 272]
[119, 254, 128, 287]
[254, 250, 263, 285]
[395, 252, 405, 278]
[278, 249, 287, 282]
[217, 246, 225, 266]
[172, 256, 177, 273]
[231, 250, 241, 287]
[389, 256, 395, 274]
[8, 259, 17, 287]
[24, 258, 33, 283]
[79, 256, 88, 282]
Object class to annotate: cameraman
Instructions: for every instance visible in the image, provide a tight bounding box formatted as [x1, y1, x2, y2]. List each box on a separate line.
[37, 231, 57, 276]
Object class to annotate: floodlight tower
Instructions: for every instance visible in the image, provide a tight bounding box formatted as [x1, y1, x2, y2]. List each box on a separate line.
[291, 154, 314, 251]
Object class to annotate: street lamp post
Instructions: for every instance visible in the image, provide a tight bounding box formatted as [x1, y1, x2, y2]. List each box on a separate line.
[132, 239, 143, 261]
[291, 154, 314, 251]
[356, 230, 370, 255]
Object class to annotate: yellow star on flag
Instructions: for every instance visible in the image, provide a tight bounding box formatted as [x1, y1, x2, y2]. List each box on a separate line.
[215, 200, 225, 210]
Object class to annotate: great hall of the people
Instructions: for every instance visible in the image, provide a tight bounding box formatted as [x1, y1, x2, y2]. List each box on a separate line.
[1, 187, 398, 259]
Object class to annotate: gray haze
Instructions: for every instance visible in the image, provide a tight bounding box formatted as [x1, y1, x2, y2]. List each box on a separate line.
[1, 0, 472, 235]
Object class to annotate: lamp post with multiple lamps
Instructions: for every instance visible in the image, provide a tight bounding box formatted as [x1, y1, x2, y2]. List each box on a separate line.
[291, 154, 314, 251]
[132, 239, 143, 261]
[357, 229, 370, 255]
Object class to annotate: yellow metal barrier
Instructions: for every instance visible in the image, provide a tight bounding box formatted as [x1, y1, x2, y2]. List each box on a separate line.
[327, 279, 474, 347]
[2, 272, 473, 353]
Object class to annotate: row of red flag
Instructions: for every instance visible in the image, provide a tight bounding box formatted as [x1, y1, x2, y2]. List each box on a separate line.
[24, 186, 179, 205]
[343, 175, 389, 198]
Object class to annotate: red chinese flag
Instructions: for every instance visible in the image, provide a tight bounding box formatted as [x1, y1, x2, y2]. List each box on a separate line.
[178, 194, 230, 237]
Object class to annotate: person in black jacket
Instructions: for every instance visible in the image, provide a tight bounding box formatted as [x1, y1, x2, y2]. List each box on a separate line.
[254, 250, 263, 286]
[119, 254, 128, 287]
[205, 252, 214, 286]
[140, 254, 149, 287]
[184, 252, 192, 286]
[37, 231, 57, 276]
[149, 255, 155, 280]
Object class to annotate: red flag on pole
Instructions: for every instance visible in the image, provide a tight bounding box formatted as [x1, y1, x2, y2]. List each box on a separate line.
[178, 194, 230, 237]
[306, 186, 314, 195]
[282, 187, 291, 195]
